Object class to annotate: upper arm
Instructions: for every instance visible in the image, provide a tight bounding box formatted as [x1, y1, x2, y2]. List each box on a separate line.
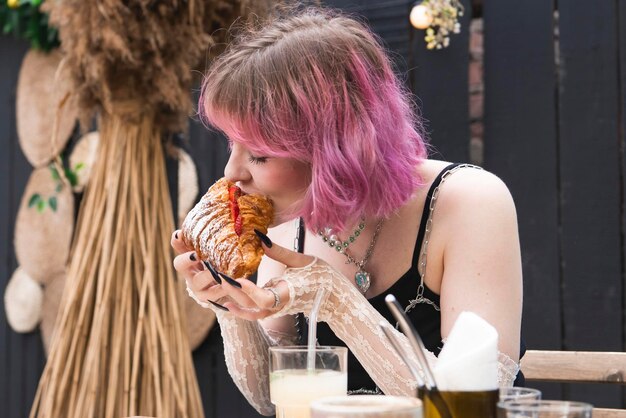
[436, 170, 523, 360]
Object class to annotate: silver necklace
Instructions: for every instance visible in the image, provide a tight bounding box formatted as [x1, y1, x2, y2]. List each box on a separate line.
[320, 219, 384, 294]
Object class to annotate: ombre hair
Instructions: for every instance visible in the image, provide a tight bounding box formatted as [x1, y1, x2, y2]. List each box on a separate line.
[200, 7, 428, 233]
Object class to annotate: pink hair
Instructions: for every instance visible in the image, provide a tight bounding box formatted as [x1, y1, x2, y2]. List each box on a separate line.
[200, 8, 427, 233]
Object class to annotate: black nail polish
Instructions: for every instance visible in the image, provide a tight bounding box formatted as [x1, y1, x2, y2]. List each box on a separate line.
[219, 273, 242, 288]
[207, 300, 229, 311]
[254, 229, 273, 248]
[190, 252, 196, 261]
[203, 261, 222, 284]
[175, 231, 179, 239]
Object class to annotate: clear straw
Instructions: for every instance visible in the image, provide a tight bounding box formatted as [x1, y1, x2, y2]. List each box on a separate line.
[307, 288, 328, 371]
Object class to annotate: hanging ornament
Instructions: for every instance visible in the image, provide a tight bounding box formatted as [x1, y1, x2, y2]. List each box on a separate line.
[410, 0, 464, 50]
[410, 3, 433, 30]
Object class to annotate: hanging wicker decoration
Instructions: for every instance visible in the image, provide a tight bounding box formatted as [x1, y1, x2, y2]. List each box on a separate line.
[29, 1, 273, 417]
[68, 131, 99, 193]
[16, 49, 78, 168]
[177, 148, 199, 226]
[4, 268, 44, 333]
[14, 166, 75, 285]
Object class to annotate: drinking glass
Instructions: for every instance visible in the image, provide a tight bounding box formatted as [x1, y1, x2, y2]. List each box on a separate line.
[499, 387, 542, 402]
[310, 395, 423, 418]
[497, 400, 593, 417]
[423, 389, 499, 418]
[269, 346, 348, 418]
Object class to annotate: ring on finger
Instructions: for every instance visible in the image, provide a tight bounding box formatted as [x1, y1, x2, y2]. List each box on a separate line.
[266, 287, 281, 309]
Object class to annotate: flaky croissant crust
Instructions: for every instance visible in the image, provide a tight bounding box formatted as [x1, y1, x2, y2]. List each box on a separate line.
[181, 178, 274, 279]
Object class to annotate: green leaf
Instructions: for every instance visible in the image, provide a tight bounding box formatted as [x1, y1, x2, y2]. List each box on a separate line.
[28, 193, 41, 208]
[48, 196, 57, 212]
[49, 164, 60, 181]
[64, 168, 78, 187]
[74, 162, 85, 171]
[36, 199, 46, 213]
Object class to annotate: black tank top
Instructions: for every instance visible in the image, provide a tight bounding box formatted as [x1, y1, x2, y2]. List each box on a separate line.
[299, 163, 525, 393]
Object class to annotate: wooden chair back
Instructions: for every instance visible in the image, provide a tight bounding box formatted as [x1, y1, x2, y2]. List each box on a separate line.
[521, 350, 625, 384]
[593, 409, 626, 418]
[520, 350, 626, 417]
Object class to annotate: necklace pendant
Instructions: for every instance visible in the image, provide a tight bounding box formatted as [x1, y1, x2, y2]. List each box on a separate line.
[355, 269, 371, 294]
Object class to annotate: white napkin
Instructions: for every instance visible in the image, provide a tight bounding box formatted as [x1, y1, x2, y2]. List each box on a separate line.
[433, 311, 498, 391]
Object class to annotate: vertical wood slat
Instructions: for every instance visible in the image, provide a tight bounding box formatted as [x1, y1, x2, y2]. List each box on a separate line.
[324, 0, 412, 74]
[558, 0, 623, 408]
[619, 0, 626, 407]
[483, 0, 561, 348]
[483, 0, 562, 399]
[410, 0, 472, 163]
[0, 37, 13, 418]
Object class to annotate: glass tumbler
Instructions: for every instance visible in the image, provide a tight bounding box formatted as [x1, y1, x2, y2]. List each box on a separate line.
[499, 387, 542, 403]
[497, 400, 593, 418]
[269, 346, 348, 418]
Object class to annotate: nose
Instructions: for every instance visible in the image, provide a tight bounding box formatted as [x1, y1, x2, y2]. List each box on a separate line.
[223, 143, 250, 183]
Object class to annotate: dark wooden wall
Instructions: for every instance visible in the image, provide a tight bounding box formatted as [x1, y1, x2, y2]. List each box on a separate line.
[484, 0, 624, 408]
[1, 0, 624, 417]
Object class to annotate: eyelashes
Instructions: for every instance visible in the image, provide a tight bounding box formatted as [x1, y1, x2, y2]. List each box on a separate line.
[248, 155, 268, 164]
[226, 140, 268, 164]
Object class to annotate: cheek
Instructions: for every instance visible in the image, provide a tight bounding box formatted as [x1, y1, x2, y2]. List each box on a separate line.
[265, 164, 310, 204]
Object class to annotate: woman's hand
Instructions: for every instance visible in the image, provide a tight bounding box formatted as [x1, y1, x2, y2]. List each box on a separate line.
[171, 230, 227, 307]
[171, 229, 315, 319]
[218, 234, 316, 320]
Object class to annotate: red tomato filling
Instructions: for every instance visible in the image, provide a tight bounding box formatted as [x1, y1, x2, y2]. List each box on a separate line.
[228, 186, 243, 236]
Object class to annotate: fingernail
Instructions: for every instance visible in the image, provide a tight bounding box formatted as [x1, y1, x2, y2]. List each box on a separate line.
[190, 252, 196, 261]
[254, 229, 273, 248]
[207, 300, 229, 311]
[219, 273, 242, 288]
[203, 261, 222, 284]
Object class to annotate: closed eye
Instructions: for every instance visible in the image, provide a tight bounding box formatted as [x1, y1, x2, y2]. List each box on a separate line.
[248, 155, 268, 164]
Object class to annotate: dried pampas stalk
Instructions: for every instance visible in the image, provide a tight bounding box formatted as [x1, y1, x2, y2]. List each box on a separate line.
[30, 113, 204, 418]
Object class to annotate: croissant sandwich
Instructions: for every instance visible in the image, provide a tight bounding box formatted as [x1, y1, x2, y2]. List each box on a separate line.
[181, 178, 274, 279]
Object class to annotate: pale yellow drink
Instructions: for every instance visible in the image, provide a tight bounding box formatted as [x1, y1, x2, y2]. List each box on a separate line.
[270, 369, 348, 418]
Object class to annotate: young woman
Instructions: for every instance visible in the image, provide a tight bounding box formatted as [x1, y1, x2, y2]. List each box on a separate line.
[172, 7, 523, 415]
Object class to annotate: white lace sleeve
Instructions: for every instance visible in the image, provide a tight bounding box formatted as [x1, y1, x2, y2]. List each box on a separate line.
[266, 258, 520, 393]
[186, 285, 297, 416]
[216, 311, 300, 416]
[498, 351, 520, 387]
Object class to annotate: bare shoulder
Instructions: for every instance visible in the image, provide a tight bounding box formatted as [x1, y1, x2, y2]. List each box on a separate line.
[438, 166, 516, 213]
[434, 166, 519, 238]
[416, 160, 514, 206]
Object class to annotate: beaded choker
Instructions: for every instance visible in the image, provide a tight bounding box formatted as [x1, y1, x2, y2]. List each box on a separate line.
[318, 219, 365, 253]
